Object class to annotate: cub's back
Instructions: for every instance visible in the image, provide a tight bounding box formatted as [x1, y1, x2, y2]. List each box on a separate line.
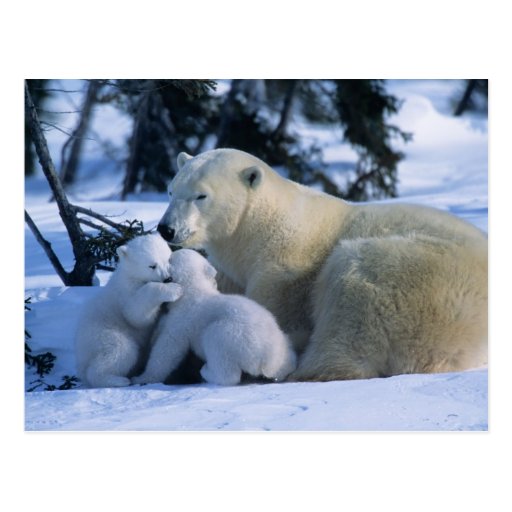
[202, 293, 279, 329]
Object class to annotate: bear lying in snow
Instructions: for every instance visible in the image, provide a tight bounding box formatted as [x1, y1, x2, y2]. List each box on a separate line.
[74, 234, 183, 388]
[157, 148, 488, 382]
[132, 249, 297, 386]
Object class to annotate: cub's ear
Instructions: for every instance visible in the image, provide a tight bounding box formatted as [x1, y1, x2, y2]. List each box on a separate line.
[177, 152, 193, 170]
[116, 245, 128, 259]
[241, 166, 263, 189]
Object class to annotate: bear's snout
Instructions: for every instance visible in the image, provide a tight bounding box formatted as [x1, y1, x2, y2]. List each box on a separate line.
[158, 224, 175, 242]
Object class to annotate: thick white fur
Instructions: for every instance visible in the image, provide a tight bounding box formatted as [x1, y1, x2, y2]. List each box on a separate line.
[74, 234, 182, 388]
[158, 148, 488, 382]
[132, 249, 297, 386]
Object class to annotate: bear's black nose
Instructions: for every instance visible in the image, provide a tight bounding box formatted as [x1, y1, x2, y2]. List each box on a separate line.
[157, 224, 175, 242]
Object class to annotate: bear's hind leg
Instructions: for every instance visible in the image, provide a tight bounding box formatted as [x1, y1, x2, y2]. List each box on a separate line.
[199, 323, 242, 386]
[84, 334, 139, 388]
[287, 271, 389, 382]
[287, 338, 380, 382]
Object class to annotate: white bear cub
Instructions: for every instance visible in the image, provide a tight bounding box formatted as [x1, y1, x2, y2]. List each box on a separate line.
[75, 234, 183, 388]
[133, 249, 297, 386]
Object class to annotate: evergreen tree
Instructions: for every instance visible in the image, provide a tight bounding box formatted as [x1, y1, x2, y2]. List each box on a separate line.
[215, 79, 326, 190]
[117, 79, 218, 197]
[334, 79, 412, 200]
[214, 79, 411, 201]
[28, 79, 411, 203]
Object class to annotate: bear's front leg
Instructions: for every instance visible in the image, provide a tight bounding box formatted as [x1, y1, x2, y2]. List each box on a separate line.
[122, 282, 183, 330]
[132, 329, 189, 385]
[246, 278, 312, 353]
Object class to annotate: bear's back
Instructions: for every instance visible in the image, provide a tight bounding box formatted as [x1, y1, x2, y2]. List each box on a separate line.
[340, 202, 486, 247]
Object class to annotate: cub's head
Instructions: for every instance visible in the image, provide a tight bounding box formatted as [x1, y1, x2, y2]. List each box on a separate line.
[157, 149, 268, 250]
[116, 234, 172, 283]
[169, 249, 217, 290]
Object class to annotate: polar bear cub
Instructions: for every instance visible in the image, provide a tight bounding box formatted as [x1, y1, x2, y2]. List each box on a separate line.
[75, 234, 183, 388]
[133, 249, 297, 386]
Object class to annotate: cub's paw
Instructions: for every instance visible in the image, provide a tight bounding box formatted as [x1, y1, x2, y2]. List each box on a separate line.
[200, 364, 214, 383]
[163, 283, 183, 302]
[200, 364, 241, 386]
[103, 375, 131, 387]
[131, 374, 159, 385]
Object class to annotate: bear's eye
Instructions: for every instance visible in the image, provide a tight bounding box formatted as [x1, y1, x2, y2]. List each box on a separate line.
[148, 264, 157, 270]
[196, 194, 207, 200]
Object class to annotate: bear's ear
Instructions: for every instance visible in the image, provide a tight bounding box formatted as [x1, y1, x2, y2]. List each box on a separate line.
[241, 166, 263, 189]
[116, 245, 128, 259]
[177, 152, 193, 170]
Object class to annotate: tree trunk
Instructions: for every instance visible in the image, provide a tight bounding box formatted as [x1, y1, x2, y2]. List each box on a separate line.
[216, 79, 243, 148]
[60, 80, 100, 185]
[272, 79, 298, 141]
[122, 91, 149, 199]
[454, 79, 478, 116]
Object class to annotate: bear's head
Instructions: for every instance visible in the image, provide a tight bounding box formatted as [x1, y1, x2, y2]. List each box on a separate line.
[116, 233, 172, 283]
[157, 149, 268, 249]
[168, 249, 218, 290]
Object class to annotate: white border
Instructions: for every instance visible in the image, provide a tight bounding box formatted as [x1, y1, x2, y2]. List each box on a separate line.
[3, 1, 510, 510]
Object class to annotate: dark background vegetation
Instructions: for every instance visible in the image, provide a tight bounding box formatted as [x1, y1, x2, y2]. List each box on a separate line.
[26, 79, 488, 202]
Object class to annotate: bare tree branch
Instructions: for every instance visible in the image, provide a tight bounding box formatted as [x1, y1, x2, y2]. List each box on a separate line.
[26, 83, 86, 248]
[37, 108, 84, 115]
[72, 205, 129, 231]
[77, 217, 121, 234]
[25, 210, 69, 285]
[40, 120, 96, 141]
[29, 87, 85, 93]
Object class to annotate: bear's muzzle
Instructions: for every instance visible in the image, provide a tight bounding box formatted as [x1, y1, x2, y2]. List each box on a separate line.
[157, 224, 175, 242]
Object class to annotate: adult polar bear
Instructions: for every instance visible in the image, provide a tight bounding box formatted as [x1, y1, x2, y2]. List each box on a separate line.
[158, 149, 487, 382]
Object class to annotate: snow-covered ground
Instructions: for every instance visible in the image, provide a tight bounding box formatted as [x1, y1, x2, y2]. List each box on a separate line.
[26, 367, 487, 431]
[24, 80, 488, 431]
